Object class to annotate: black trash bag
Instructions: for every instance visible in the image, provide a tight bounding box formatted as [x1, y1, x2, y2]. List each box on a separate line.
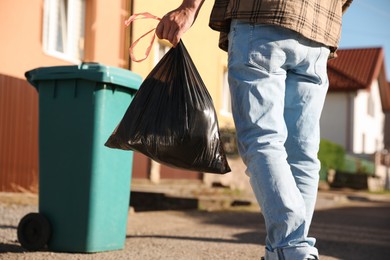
[105, 41, 231, 174]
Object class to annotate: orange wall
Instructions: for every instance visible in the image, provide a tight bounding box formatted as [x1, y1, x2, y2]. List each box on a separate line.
[0, 0, 69, 79]
[0, 0, 130, 80]
[84, 0, 130, 68]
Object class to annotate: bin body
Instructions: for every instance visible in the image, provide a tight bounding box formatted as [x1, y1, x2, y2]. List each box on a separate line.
[26, 63, 141, 252]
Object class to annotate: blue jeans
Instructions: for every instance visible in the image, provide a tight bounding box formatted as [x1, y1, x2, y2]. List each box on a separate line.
[228, 21, 330, 260]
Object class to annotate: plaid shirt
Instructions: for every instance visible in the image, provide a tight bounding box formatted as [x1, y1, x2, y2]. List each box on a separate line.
[209, 0, 353, 57]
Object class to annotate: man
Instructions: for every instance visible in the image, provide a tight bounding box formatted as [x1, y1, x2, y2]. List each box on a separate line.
[156, 1, 352, 259]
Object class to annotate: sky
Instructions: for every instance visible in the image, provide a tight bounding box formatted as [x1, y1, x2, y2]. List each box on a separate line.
[339, 0, 390, 79]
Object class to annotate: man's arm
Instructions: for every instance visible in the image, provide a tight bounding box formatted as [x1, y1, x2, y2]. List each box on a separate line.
[156, 0, 205, 47]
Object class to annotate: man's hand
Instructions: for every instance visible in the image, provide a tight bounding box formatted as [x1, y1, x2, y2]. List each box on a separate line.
[156, 0, 204, 47]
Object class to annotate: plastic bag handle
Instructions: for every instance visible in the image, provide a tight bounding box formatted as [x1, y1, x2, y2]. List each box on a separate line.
[125, 12, 161, 62]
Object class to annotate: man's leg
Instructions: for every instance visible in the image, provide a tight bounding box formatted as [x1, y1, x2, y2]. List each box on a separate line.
[228, 21, 329, 259]
[283, 43, 330, 245]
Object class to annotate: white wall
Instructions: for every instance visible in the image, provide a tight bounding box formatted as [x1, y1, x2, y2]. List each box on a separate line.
[320, 93, 350, 148]
[353, 80, 385, 153]
[321, 80, 385, 154]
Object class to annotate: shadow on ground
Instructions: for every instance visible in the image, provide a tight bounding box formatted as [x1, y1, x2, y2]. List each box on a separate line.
[128, 199, 390, 260]
[1, 193, 389, 260]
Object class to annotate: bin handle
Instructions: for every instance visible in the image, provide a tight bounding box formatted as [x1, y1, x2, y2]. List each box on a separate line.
[125, 12, 161, 63]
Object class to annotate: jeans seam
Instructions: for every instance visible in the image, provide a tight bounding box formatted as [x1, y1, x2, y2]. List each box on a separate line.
[277, 248, 285, 260]
[313, 47, 323, 85]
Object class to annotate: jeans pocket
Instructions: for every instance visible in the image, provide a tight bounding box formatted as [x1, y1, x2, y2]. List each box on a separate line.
[249, 43, 286, 73]
[248, 26, 287, 73]
[313, 46, 331, 85]
[229, 22, 286, 72]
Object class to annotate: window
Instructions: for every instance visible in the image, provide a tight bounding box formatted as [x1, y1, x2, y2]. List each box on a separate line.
[221, 69, 232, 115]
[43, 0, 86, 63]
[367, 92, 375, 117]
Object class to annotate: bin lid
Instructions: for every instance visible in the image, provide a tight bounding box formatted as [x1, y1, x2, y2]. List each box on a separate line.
[25, 62, 142, 91]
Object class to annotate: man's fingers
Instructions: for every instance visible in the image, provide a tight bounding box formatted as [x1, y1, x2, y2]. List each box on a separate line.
[155, 10, 193, 47]
[172, 30, 184, 47]
[156, 17, 180, 46]
[155, 22, 164, 39]
[167, 27, 180, 46]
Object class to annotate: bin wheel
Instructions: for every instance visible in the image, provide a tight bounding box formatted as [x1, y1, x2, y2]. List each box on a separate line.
[17, 213, 51, 251]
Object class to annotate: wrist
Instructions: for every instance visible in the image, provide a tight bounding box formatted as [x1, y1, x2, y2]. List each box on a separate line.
[180, 0, 205, 12]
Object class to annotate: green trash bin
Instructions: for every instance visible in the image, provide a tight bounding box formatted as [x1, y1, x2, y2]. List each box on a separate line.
[18, 63, 142, 253]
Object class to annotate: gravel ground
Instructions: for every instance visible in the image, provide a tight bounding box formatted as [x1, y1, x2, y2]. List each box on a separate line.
[0, 201, 264, 260]
[1, 191, 390, 260]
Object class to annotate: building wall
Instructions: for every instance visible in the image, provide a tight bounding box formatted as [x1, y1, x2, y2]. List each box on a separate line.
[321, 93, 350, 148]
[0, 0, 136, 191]
[0, 0, 129, 80]
[0, 0, 69, 79]
[353, 80, 385, 153]
[321, 80, 385, 154]
[385, 113, 390, 150]
[0, 74, 39, 192]
[83, 0, 130, 67]
[0, 0, 234, 191]
[0, 0, 243, 192]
